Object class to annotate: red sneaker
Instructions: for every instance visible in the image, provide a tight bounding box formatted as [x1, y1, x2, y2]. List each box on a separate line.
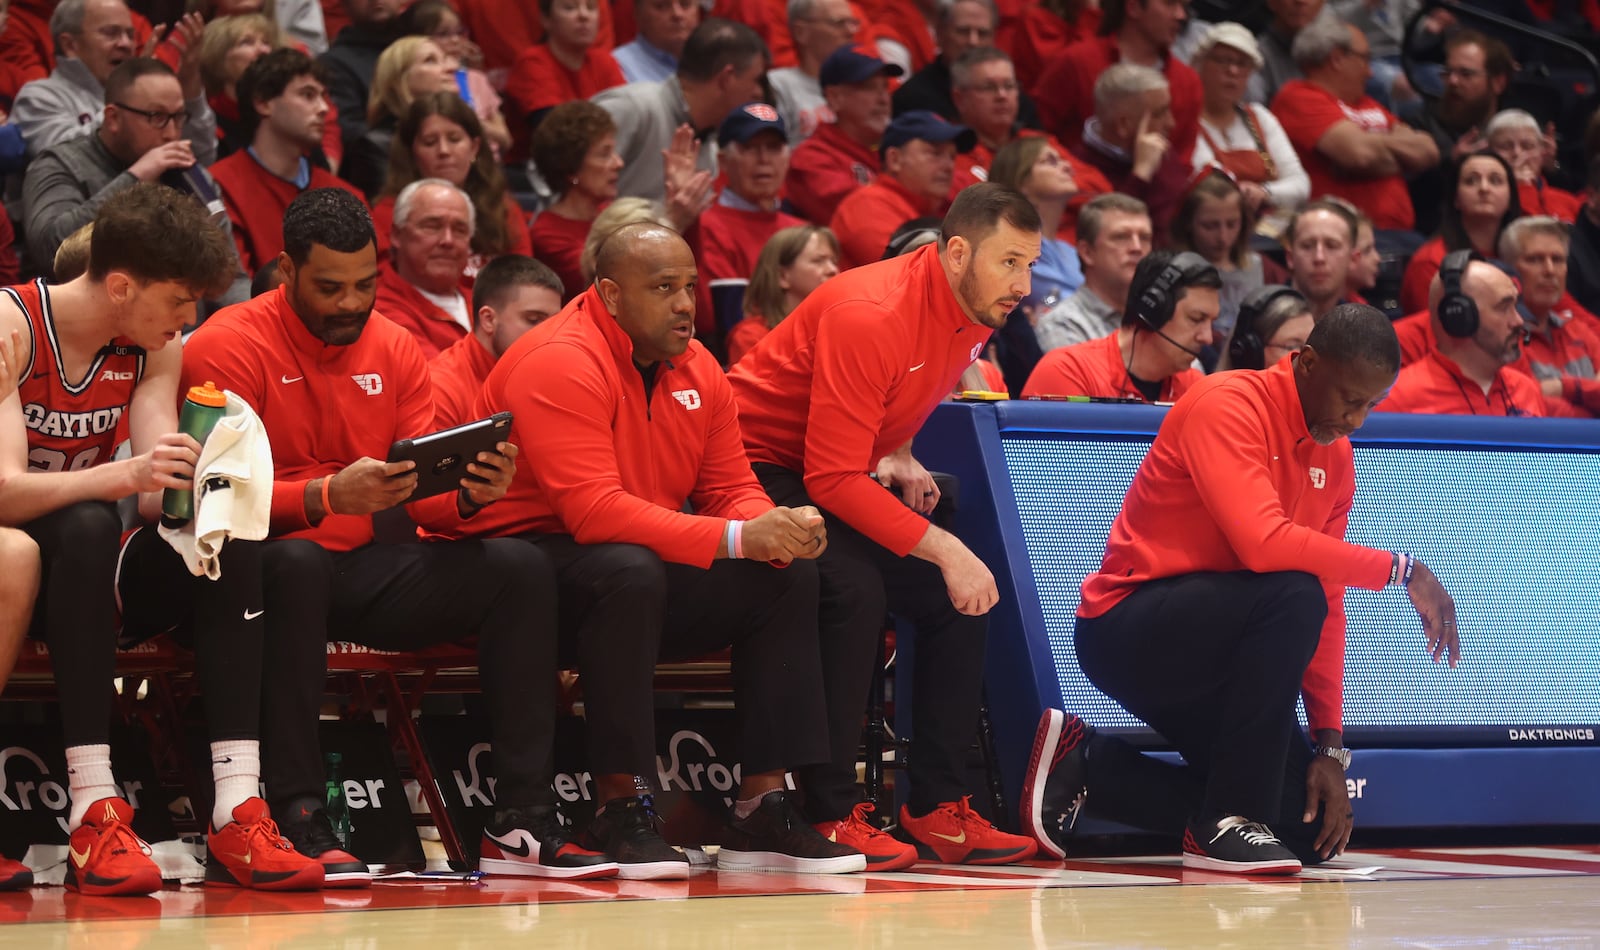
[894, 796, 1038, 866]
[814, 802, 918, 871]
[206, 798, 325, 890]
[64, 798, 162, 896]
[0, 856, 32, 890]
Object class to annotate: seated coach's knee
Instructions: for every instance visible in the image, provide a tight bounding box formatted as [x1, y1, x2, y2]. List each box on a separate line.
[482, 537, 557, 601]
[264, 539, 333, 597]
[582, 543, 668, 606]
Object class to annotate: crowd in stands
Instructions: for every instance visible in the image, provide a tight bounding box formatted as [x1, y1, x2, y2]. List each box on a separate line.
[2, 0, 1600, 898]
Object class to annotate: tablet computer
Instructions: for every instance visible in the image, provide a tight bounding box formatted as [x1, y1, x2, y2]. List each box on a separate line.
[387, 411, 513, 500]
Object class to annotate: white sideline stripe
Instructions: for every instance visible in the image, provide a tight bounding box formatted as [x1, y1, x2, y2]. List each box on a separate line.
[1426, 848, 1600, 863]
[1338, 852, 1585, 876]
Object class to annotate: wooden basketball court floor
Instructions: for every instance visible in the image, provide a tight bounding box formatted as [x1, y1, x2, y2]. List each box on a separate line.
[4, 844, 1599, 947]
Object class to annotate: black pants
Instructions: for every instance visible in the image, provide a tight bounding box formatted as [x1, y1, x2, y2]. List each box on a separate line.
[754, 464, 988, 819]
[1073, 570, 1330, 861]
[522, 534, 829, 782]
[26, 502, 270, 750]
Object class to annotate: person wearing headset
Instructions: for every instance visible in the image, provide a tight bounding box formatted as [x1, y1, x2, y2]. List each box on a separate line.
[1216, 285, 1316, 372]
[1019, 302, 1461, 875]
[1022, 249, 1220, 401]
[1380, 250, 1546, 416]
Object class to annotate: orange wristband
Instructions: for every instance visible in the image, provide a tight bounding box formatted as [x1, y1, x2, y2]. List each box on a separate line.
[320, 476, 335, 517]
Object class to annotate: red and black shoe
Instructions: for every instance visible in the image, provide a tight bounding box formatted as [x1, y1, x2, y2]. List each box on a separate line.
[277, 804, 372, 888]
[0, 855, 32, 891]
[813, 801, 918, 871]
[205, 797, 325, 890]
[1020, 708, 1094, 860]
[63, 798, 162, 897]
[481, 805, 619, 879]
[894, 796, 1038, 866]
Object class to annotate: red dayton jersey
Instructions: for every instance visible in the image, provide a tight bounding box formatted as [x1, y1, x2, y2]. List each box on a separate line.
[4, 279, 143, 473]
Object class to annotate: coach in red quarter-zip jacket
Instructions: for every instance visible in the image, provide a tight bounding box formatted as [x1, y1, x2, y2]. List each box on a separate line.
[725, 182, 1043, 869]
[1021, 304, 1462, 879]
[430, 221, 867, 879]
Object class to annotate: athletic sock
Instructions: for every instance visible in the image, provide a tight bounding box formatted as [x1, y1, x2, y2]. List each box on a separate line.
[210, 739, 261, 829]
[65, 744, 119, 831]
[732, 793, 769, 820]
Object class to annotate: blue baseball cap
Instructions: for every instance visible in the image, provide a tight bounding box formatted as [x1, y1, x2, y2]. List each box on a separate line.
[819, 44, 905, 87]
[880, 110, 977, 156]
[717, 102, 787, 147]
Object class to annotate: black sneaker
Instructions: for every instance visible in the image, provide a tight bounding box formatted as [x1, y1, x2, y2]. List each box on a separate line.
[1020, 708, 1094, 860]
[718, 791, 866, 874]
[582, 795, 690, 880]
[481, 804, 619, 879]
[1181, 816, 1302, 875]
[277, 802, 372, 887]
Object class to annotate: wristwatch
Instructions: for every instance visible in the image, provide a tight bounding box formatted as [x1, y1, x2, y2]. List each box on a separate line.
[1314, 745, 1352, 771]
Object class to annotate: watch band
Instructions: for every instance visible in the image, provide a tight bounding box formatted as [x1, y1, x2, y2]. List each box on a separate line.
[1314, 745, 1352, 771]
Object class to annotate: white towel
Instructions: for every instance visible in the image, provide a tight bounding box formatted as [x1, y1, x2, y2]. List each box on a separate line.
[158, 391, 274, 578]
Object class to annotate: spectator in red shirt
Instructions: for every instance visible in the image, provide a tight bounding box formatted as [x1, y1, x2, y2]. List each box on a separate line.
[371, 92, 533, 286]
[1401, 150, 1520, 314]
[1024, 249, 1218, 401]
[1487, 109, 1581, 223]
[430, 255, 564, 427]
[528, 102, 623, 302]
[727, 223, 840, 364]
[1270, 18, 1438, 232]
[1384, 252, 1544, 416]
[1498, 216, 1600, 417]
[505, 0, 624, 130]
[451, 0, 615, 82]
[701, 103, 804, 330]
[786, 44, 902, 225]
[1022, 304, 1459, 873]
[375, 179, 475, 356]
[949, 49, 1109, 241]
[1011, 0, 1101, 95]
[211, 48, 363, 276]
[1285, 198, 1359, 320]
[831, 110, 974, 268]
[1068, 63, 1190, 239]
[1030, 0, 1200, 159]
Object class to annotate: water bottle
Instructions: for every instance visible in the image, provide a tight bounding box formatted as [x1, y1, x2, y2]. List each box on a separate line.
[325, 752, 355, 851]
[160, 381, 227, 528]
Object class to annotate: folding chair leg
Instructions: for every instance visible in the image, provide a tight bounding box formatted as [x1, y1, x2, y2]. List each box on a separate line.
[976, 695, 1009, 828]
[376, 671, 469, 869]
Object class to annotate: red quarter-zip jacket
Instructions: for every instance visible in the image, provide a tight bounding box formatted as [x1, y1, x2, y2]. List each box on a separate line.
[180, 286, 457, 551]
[1079, 358, 1394, 732]
[728, 243, 992, 557]
[425, 283, 775, 566]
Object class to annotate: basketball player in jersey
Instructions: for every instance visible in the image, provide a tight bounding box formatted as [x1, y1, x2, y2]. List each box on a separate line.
[0, 185, 332, 895]
[0, 329, 41, 890]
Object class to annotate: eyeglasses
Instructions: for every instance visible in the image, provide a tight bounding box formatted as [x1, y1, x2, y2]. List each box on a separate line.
[1441, 66, 1485, 80]
[112, 102, 191, 130]
[1264, 340, 1306, 354]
